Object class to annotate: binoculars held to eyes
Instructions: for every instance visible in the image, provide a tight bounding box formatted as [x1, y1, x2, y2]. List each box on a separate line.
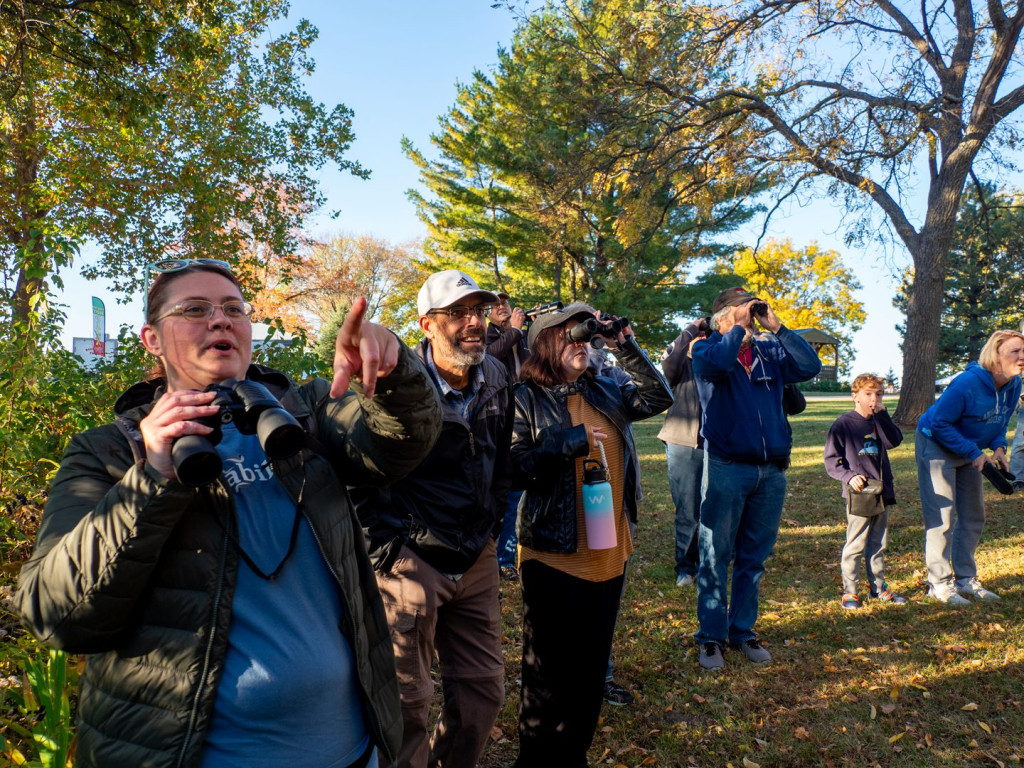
[172, 379, 305, 487]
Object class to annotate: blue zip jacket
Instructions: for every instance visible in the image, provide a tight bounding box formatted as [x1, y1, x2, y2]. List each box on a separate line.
[693, 325, 821, 464]
[918, 362, 1021, 459]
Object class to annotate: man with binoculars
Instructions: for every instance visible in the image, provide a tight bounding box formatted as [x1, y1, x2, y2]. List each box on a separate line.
[690, 287, 821, 672]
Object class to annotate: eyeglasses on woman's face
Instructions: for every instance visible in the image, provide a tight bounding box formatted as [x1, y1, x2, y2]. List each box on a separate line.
[428, 305, 493, 322]
[155, 299, 254, 322]
[143, 258, 233, 316]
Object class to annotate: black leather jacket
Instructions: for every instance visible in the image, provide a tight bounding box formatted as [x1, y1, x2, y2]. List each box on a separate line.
[510, 338, 672, 553]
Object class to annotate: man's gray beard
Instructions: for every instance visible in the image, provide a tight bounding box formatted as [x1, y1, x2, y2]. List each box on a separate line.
[742, 326, 754, 346]
[433, 329, 485, 368]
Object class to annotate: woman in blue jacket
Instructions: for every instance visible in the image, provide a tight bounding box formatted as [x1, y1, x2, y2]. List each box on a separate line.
[916, 329, 1024, 604]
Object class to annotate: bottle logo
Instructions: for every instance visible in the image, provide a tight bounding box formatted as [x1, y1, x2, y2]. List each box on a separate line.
[587, 493, 605, 505]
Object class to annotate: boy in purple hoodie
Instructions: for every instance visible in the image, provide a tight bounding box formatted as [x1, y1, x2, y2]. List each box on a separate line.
[824, 374, 906, 609]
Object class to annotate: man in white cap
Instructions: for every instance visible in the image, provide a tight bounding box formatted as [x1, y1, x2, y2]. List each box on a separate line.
[350, 269, 514, 768]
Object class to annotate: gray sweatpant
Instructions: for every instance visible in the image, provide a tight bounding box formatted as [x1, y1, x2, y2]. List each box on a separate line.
[840, 509, 889, 595]
[916, 431, 986, 589]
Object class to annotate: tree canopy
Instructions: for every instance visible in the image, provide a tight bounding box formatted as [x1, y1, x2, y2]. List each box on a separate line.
[1, 0, 364, 344]
[405, 0, 766, 344]
[521, 0, 1024, 422]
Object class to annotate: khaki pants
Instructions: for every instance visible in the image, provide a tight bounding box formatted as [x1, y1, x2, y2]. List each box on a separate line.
[375, 540, 504, 768]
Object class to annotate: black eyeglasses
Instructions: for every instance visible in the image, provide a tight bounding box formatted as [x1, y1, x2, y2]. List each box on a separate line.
[155, 299, 254, 323]
[428, 305, 493, 321]
[144, 258, 233, 316]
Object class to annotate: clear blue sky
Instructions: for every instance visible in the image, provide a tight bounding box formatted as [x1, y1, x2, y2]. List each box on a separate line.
[60, 0, 908, 379]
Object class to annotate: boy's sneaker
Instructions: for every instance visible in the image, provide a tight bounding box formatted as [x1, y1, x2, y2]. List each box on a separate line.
[841, 593, 862, 610]
[676, 573, 696, 587]
[927, 583, 970, 605]
[870, 587, 908, 605]
[729, 639, 772, 665]
[956, 577, 1000, 601]
[602, 679, 634, 706]
[698, 642, 725, 671]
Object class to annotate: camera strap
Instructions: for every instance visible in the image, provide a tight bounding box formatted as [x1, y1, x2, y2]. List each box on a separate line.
[207, 462, 307, 581]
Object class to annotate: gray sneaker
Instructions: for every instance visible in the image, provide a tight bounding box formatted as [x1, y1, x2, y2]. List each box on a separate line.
[956, 578, 1000, 601]
[698, 642, 725, 671]
[928, 583, 971, 605]
[730, 639, 772, 664]
[676, 573, 696, 587]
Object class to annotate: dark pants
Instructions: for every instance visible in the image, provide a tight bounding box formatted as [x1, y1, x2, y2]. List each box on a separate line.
[516, 560, 625, 768]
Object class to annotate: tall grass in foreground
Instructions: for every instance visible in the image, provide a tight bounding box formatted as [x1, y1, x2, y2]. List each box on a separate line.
[485, 400, 1024, 768]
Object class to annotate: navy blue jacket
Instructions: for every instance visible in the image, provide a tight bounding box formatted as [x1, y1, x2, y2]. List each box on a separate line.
[693, 325, 821, 464]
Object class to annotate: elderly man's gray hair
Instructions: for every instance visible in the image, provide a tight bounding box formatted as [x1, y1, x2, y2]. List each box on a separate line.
[710, 306, 733, 332]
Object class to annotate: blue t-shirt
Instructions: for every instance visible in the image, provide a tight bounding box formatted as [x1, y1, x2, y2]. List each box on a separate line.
[199, 425, 373, 768]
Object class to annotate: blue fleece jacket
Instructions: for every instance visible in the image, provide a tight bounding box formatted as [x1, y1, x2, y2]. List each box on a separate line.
[693, 325, 822, 464]
[917, 362, 1021, 459]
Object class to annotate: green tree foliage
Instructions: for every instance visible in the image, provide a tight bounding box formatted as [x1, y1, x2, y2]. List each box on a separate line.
[0, 0, 364, 343]
[405, 0, 766, 344]
[727, 238, 865, 376]
[527, 0, 1024, 423]
[896, 184, 1024, 377]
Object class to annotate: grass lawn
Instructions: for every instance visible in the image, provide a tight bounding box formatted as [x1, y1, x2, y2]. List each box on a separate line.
[482, 400, 1024, 767]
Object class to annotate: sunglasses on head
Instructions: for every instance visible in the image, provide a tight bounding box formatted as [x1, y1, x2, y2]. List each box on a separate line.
[143, 258, 233, 317]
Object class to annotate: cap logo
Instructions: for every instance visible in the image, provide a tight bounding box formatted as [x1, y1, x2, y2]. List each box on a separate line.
[456, 276, 473, 287]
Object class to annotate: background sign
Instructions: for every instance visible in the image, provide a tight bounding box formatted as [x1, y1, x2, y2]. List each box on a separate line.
[91, 297, 105, 356]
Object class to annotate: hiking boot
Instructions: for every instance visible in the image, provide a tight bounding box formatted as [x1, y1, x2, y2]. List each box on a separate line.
[841, 593, 862, 610]
[927, 583, 970, 605]
[870, 586, 908, 605]
[698, 642, 725, 671]
[603, 679, 634, 706]
[956, 577, 1000, 601]
[676, 573, 696, 587]
[729, 639, 772, 664]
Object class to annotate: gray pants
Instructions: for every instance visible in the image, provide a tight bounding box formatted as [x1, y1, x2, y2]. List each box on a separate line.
[840, 509, 889, 595]
[916, 431, 986, 589]
[1011, 406, 1024, 480]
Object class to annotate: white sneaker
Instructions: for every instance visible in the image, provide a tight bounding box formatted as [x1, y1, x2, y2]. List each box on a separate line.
[956, 578, 1000, 601]
[676, 573, 696, 587]
[928, 584, 970, 605]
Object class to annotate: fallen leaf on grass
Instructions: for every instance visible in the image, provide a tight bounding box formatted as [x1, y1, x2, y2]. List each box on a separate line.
[794, 726, 811, 741]
[963, 702, 980, 711]
[925, 733, 933, 747]
[641, 758, 657, 766]
[870, 705, 877, 720]
[601, 726, 613, 733]
[890, 686, 899, 701]
[983, 752, 1005, 768]
[489, 726, 503, 741]
[693, 694, 706, 704]
[979, 721, 993, 734]
[742, 758, 761, 768]
[881, 704, 897, 715]
[888, 731, 906, 744]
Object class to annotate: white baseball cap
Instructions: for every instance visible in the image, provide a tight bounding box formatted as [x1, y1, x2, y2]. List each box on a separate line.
[417, 270, 499, 317]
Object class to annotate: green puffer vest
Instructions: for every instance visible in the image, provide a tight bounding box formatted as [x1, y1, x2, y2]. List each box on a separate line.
[16, 346, 441, 768]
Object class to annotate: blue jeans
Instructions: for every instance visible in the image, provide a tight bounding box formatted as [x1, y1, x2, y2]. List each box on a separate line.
[665, 443, 704, 577]
[497, 490, 523, 568]
[695, 454, 787, 646]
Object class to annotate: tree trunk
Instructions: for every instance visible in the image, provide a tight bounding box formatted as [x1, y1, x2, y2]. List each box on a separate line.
[894, 243, 945, 426]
